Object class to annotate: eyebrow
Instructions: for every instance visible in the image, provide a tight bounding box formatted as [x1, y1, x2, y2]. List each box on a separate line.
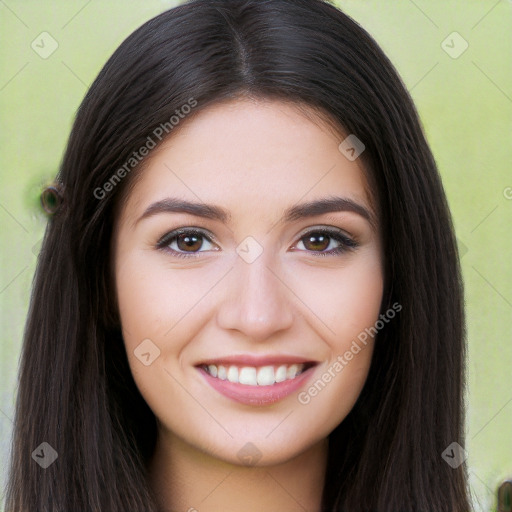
[134, 196, 374, 228]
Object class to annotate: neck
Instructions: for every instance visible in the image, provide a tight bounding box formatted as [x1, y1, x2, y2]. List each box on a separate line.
[148, 430, 328, 512]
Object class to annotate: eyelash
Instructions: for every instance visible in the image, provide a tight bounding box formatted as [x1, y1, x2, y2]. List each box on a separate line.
[156, 227, 359, 259]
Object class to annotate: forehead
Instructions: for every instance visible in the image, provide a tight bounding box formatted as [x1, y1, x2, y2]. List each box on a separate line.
[117, 97, 374, 227]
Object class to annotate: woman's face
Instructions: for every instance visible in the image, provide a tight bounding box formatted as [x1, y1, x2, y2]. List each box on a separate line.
[112, 97, 384, 466]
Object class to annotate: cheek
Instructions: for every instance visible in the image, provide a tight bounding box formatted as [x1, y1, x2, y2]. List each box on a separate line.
[115, 257, 169, 345]
[288, 249, 384, 344]
[114, 249, 229, 402]
[115, 251, 211, 347]
[289, 250, 383, 425]
[114, 251, 203, 409]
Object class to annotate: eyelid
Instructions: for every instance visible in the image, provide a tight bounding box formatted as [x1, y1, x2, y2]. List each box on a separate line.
[291, 226, 359, 254]
[156, 227, 218, 247]
[295, 224, 355, 241]
[156, 224, 358, 257]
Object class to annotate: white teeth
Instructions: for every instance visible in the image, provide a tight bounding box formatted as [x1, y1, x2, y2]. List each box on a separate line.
[203, 363, 308, 386]
[239, 367, 258, 386]
[275, 365, 287, 383]
[217, 365, 227, 380]
[257, 366, 274, 386]
[227, 366, 239, 383]
[286, 364, 300, 379]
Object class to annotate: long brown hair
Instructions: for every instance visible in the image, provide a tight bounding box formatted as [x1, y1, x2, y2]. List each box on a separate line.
[5, 0, 471, 510]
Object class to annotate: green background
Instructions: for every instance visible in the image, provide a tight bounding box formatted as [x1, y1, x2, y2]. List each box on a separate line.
[1, 1, 511, 510]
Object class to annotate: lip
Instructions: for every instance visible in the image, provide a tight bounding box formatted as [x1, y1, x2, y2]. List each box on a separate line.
[196, 360, 317, 406]
[198, 354, 317, 367]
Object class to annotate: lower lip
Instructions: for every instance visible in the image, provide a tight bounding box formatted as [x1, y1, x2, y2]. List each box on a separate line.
[197, 365, 316, 406]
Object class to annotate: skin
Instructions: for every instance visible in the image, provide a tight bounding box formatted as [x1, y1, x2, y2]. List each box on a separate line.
[112, 97, 384, 512]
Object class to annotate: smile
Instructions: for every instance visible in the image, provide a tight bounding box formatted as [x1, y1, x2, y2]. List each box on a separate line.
[201, 363, 311, 386]
[196, 356, 318, 406]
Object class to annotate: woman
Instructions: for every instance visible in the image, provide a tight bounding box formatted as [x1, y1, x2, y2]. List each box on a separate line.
[5, 0, 471, 510]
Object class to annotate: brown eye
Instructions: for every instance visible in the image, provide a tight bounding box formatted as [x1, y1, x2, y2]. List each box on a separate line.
[176, 233, 203, 252]
[294, 228, 358, 257]
[301, 232, 331, 252]
[157, 228, 217, 257]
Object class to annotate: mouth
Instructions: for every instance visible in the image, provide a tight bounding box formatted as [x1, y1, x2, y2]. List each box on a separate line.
[195, 356, 318, 406]
[199, 362, 315, 385]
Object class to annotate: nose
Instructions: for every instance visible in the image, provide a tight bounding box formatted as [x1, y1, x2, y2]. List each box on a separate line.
[216, 249, 294, 342]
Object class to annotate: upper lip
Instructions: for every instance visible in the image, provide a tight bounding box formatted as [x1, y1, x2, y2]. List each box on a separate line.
[196, 354, 319, 367]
